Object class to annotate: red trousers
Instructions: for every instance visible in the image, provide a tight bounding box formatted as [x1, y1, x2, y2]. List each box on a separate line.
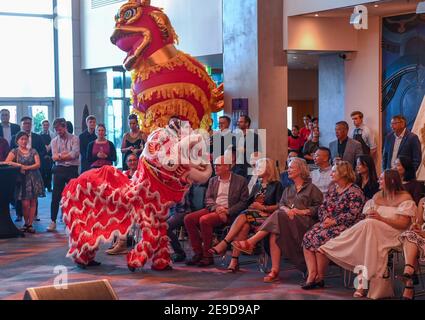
[184, 208, 227, 258]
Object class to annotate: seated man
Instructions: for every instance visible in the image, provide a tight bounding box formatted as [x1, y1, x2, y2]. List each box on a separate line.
[184, 155, 249, 267]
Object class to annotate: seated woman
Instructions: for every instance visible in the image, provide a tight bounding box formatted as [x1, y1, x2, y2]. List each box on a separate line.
[394, 156, 424, 205]
[209, 158, 283, 272]
[87, 124, 117, 169]
[398, 197, 425, 300]
[320, 169, 415, 299]
[356, 154, 379, 200]
[301, 161, 365, 290]
[231, 157, 323, 282]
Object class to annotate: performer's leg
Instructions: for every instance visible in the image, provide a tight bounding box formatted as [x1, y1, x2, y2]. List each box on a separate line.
[152, 219, 172, 270]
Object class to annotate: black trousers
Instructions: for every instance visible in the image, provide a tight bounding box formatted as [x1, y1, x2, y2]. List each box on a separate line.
[41, 156, 53, 191]
[167, 210, 187, 255]
[50, 166, 79, 222]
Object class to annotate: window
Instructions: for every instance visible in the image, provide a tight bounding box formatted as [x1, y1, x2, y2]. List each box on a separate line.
[0, 1, 55, 98]
[287, 106, 293, 130]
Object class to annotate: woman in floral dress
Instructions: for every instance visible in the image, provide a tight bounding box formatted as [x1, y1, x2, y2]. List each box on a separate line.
[301, 161, 365, 290]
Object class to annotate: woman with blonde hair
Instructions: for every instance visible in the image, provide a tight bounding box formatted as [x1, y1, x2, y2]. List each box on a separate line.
[301, 161, 365, 290]
[232, 157, 323, 282]
[209, 158, 283, 272]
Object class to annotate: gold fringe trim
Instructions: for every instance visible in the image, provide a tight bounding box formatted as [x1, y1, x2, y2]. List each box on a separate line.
[132, 51, 216, 90]
[138, 83, 210, 109]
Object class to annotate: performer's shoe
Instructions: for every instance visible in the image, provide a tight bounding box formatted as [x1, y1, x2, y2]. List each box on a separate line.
[105, 240, 128, 255]
[128, 265, 136, 272]
[151, 264, 173, 271]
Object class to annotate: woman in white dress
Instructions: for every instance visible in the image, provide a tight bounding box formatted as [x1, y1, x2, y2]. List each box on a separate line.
[398, 197, 425, 300]
[319, 169, 416, 299]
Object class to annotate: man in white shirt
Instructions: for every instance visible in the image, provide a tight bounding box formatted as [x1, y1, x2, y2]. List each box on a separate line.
[184, 155, 249, 267]
[311, 147, 333, 195]
[350, 111, 377, 159]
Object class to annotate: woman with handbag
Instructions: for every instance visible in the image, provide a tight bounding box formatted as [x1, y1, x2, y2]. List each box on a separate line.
[1, 131, 44, 233]
[319, 169, 415, 299]
[209, 158, 283, 272]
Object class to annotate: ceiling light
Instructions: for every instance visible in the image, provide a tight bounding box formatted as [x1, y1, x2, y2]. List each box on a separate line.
[314, 14, 319, 17]
[417, 1, 425, 14]
[374, 4, 379, 8]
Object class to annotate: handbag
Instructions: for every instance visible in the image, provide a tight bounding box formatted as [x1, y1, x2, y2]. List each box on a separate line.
[367, 271, 395, 300]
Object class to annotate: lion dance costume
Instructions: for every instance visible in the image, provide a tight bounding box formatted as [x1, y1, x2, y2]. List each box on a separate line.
[61, 0, 223, 271]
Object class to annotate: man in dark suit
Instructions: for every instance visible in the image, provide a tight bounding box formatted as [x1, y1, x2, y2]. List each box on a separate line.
[382, 115, 422, 172]
[0, 109, 20, 147]
[233, 115, 261, 178]
[11, 116, 46, 221]
[329, 121, 363, 167]
[184, 155, 249, 267]
[79, 115, 97, 173]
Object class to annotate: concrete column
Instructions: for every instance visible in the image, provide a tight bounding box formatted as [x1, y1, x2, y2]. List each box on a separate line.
[318, 54, 345, 147]
[223, 0, 287, 169]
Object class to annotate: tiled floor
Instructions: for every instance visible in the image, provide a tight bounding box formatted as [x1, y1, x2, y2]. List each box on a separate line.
[0, 193, 421, 300]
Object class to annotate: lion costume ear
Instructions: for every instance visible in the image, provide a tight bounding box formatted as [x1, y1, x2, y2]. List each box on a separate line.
[149, 10, 179, 44]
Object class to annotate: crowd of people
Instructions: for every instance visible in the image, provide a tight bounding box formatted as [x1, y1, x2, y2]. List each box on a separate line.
[1, 107, 425, 300]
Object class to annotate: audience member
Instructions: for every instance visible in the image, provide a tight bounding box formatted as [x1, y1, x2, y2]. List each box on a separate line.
[210, 158, 283, 273]
[232, 158, 323, 282]
[383, 115, 422, 171]
[79, 115, 97, 173]
[47, 118, 80, 232]
[329, 121, 362, 167]
[87, 124, 117, 169]
[247, 151, 263, 194]
[121, 114, 145, 170]
[184, 155, 249, 267]
[320, 170, 415, 299]
[312, 117, 319, 128]
[0, 137, 9, 161]
[280, 151, 298, 190]
[310, 147, 333, 195]
[0, 109, 20, 146]
[350, 111, 377, 158]
[301, 161, 365, 290]
[302, 127, 320, 164]
[40, 120, 54, 192]
[399, 197, 425, 300]
[233, 115, 260, 178]
[1, 132, 44, 233]
[211, 115, 234, 161]
[356, 154, 379, 200]
[288, 125, 304, 153]
[123, 153, 138, 179]
[394, 156, 424, 204]
[299, 115, 312, 142]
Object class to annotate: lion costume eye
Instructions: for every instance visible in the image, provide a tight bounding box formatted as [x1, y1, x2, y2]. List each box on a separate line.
[124, 8, 137, 20]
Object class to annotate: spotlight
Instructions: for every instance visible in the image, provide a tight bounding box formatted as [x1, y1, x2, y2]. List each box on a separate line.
[350, 5, 368, 30]
[417, 1, 425, 14]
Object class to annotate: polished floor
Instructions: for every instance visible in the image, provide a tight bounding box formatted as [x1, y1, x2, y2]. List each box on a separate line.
[0, 193, 421, 300]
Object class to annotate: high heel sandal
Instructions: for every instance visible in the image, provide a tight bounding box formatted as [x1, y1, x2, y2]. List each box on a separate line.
[264, 270, 280, 283]
[227, 256, 240, 273]
[209, 239, 230, 256]
[397, 264, 416, 300]
[232, 240, 254, 255]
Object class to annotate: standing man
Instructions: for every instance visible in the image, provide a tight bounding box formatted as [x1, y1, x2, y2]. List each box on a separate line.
[47, 118, 80, 232]
[211, 115, 234, 162]
[79, 115, 97, 173]
[233, 115, 260, 178]
[329, 121, 362, 167]
[40, 120, 55, 192]
[350, 111, 377, 158]
[0, 109, 20, 147]
[382, 115, 422, 172]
